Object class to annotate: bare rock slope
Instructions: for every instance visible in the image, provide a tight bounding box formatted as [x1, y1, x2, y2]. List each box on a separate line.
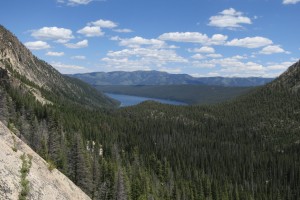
[0, 25, 116, 108]
[0, 121, 91, 200]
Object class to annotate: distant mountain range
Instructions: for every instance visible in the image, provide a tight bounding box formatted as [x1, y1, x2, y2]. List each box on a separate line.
[70, 71, 274, 87]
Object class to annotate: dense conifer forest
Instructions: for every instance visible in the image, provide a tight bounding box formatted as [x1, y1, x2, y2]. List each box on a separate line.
[1, 60, 300, 199]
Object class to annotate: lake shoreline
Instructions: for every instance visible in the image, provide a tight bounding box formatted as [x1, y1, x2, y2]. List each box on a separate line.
[104, 92, 188, 107]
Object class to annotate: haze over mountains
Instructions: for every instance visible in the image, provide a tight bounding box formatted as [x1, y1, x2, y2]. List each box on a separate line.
[70, 71, 274, 87]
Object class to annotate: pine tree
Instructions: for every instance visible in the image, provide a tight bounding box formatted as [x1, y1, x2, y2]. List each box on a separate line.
[68, 133, 92, 196]
[116, 170, 127, 200]
[47, 118, 61, 165]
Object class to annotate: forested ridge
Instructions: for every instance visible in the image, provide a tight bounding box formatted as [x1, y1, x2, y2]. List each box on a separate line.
[2, 61, 300, 199]
[1, 25, 300, 200]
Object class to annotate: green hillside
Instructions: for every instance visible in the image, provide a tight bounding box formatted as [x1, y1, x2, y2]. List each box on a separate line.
[1, 25, 300, 200]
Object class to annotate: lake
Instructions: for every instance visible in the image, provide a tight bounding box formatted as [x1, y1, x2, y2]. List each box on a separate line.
[105, 93, 187, 107]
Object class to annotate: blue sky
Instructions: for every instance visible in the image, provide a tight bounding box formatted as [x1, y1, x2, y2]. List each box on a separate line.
[0, 0, 299, 77]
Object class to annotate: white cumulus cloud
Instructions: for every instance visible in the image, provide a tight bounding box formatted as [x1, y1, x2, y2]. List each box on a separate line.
[46, 51, 64, 56]
[51, 62, 88, 74]
[58, 0, 104, 6]
[189, 46, 215, 53]
[259, 45, 288, 55]
[88, 19, 118, 28]
[159, 32, 209, 43]
[69, 0, 92, 5]
[101, 57, 152, 71]
[107, 48, 187, 63]
[77, 26, 104, 37]
[192, 61, 216, 68]
[25, 41, 50, 50]
[207, 54, 223, 58]
[58, 0, 94, 6]
[226, 37, 273, 48]
[208, 8, 252, 29]
[191, 56, 268, 76]
[52, 62, 86, 69]
[71, 55, 86, 60]
[215, 58, 265, 76]
[283, 0, 300, 4]
[31, 27, 74, 42]
[65, 40, 88, 48]
[190, 52, 223, 59]
[158, 32, 227, 45]
[266, 61, 294, 70]
[102, 47, 187, 71]
[113, 28, 133, 33]
[119, 36, 166, 48]
[209, 34, 228, 45]
[191, 54, 205, 60]
[264, 61, 294, 77]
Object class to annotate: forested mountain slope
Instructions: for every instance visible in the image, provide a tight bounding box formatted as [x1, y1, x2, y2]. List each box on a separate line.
[110, 60, 300, 199]
[1, 24, 300, 200]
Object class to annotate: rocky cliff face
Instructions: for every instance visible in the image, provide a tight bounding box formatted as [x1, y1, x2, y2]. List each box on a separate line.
[0, 25, 116, 108]
[0, 121, 91, 200]
[0, 25, 62, 88]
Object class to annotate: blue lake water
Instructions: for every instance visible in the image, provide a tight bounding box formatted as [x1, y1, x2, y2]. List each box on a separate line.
[105, 93, 187, 107]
